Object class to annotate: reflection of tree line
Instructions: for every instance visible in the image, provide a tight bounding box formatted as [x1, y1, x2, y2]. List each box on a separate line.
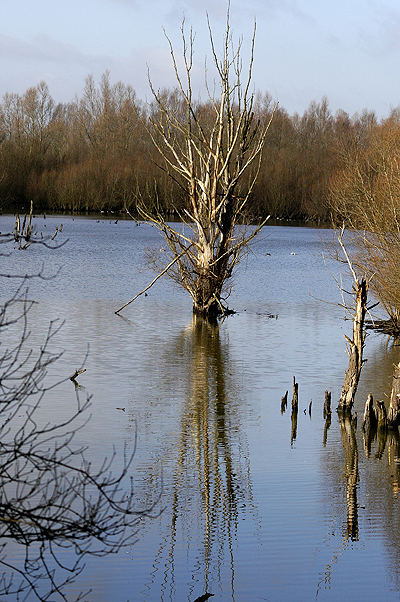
[147, 316, 254, 601]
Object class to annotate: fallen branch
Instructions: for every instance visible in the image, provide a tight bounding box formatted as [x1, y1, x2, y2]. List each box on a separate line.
[115, 248, 189, 315]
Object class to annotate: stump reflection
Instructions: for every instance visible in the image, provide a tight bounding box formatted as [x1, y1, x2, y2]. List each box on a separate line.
[339, 414, 359, 541]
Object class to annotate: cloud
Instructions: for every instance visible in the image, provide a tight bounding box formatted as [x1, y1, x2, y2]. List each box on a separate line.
[0, 33, 88, 65]
[0, 31, 175, 102]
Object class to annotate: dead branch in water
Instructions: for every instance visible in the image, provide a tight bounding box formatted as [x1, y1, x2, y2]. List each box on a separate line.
[115, 247, 190, 315]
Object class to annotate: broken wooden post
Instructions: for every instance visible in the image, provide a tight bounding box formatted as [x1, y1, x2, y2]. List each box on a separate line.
[338, 278, 368, 413]
[290, 377, 299, 444]
[362, 393, 377, 457]
[362, 393, 377, 431]
[388, 361, 400, 428]
[323, 390, 332, 419]
[292, 376, 298, 411]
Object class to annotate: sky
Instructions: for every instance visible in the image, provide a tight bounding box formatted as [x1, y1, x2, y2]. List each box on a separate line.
[0, 0, 400, 117]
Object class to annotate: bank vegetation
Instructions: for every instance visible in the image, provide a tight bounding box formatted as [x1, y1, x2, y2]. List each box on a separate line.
[0, 74, 394, 224]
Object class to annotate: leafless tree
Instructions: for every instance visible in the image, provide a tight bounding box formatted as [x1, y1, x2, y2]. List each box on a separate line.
[119, 6, 275, 319]
[331, 226, 375, 413]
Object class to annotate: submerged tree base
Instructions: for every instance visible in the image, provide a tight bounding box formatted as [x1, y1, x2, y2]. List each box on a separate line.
[193, 301, 236, 322]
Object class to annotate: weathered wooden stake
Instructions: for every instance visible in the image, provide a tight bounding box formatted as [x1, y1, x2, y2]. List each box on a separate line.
[292, 376, 298, 411]
[323, 390, 332, 419]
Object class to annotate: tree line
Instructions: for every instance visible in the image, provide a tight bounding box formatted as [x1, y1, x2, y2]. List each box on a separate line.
[0, 72, 391, 222]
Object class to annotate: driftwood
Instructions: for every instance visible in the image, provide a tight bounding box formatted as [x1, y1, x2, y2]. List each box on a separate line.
[388, 361, 400, 428]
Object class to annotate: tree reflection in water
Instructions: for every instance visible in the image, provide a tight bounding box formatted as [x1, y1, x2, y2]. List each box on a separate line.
[0, 283, 157, 600]
[339, 414, 359, 541]
[149, 316, 254, 600]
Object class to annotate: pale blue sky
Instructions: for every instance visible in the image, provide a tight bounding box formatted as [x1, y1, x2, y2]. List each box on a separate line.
[0, 0, 399, 116]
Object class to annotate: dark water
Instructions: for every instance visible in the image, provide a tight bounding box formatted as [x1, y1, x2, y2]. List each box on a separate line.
[0, 216, 399, 601]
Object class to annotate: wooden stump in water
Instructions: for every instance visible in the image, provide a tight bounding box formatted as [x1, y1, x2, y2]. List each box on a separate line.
[292, 376, 298, 411]
[323, 390, 332, 419]
[388, 362, 400, 428]
[338, 278, 368, 414]
[362, 394, 377, 457]
[362, 393, 377, 431]
[290, 377, 299, 444]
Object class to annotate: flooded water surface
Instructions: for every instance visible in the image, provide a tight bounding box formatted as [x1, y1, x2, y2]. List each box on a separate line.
[0, 216, 399, 601]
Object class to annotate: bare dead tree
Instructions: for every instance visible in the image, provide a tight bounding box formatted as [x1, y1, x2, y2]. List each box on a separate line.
[0, 242, 157, 600]
[118, 6, 275, 319]
[12, 201, 64, 250]
[333, 226, 373, 413]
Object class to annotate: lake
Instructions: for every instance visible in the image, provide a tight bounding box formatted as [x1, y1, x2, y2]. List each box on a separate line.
[0, 215, 399, 601]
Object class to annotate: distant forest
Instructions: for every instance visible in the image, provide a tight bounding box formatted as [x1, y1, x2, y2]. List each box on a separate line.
[0, 72, 394, 221]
